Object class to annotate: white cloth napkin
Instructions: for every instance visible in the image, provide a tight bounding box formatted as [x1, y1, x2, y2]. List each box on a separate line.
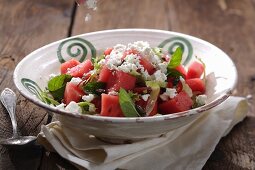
[38, 96, 248, 170]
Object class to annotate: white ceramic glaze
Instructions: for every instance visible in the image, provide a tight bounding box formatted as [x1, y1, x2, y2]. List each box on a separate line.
[13, 29, 237, 141]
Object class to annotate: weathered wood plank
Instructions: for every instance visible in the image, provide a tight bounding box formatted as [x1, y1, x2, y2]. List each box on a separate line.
[165, 0, 255, 169]
[72, 0, 169, 35]
[0, 0, 74, 169]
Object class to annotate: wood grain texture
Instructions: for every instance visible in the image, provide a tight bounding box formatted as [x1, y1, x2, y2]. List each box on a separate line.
[72, 0, 169, 35]
[0, 0, 74, 169]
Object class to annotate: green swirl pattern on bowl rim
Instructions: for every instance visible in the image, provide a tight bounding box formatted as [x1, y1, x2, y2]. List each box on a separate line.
[21, 78, 47, 103]
[158, 36, 193, 66]
[57, 37, 96, 63]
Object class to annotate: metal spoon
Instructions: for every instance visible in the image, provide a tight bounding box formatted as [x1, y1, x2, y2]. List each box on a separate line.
[0, 88, 36, 146]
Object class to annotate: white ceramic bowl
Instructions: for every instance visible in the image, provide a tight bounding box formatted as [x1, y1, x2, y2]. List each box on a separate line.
[13, 29, 237, 142]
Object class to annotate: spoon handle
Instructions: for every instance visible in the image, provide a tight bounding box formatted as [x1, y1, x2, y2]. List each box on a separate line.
[0, 88, 18, 138]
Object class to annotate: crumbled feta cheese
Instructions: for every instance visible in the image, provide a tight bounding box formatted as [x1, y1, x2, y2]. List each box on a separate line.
[157, 62, 168, 74]
[150, 54, 162, 66]
[106, 62, 119, 70]
[86, 0, 98, 10]
[113, 44, 127, 54]
[141, 70, 152, 80]
[118, 61, 138, 73]
[56, 103, 65, 110]
[108, 91, 118, 96]
[153, 70, 167, 83]
[89, 104, 96, 112]
[165, 88, 177, 98]
[128, 41, 150, 54]
[70, 77, 83, 85]
[49, 74, 57, 79]
[104, 44, 125, 70]
[110, 53, 141, 73]
[82, 94, 95, 102]
[159, 88, 177, 101]
[127, 41, 160, 66]
[196, 95, 207, 105]
[180, 77, 193, 97]
[65, 101, 82, 114]
[141, 94, 150, 101]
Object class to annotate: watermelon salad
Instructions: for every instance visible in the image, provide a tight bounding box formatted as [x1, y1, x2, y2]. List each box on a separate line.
[42, 41, 207, 117]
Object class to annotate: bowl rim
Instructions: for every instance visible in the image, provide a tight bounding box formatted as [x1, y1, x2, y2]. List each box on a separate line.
[13, 28, 237, 123]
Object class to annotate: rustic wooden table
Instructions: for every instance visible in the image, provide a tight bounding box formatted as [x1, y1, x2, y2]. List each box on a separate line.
[0, 0, 255, 169]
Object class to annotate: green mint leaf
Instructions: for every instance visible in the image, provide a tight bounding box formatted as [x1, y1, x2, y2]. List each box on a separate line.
[167, 47, 183, 69]
[167, 68, 185, 78]
[119, 88, 140, 117]
[83, 82, 106, 95]
[78, 102, 96, 114]
[48, 74, 72, 101]
[40, 91, 60, 106]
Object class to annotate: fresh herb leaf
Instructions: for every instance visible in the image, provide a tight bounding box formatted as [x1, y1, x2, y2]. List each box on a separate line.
[92, 54, 104, 65]
[40, 91, 60, 106]
[167, 47, 183, 69]
[48, 74, 72, 101]
[128, 91, 140, 101]
[119, 88, 140, 117]
[167, 68, 185, 78]
[78, 102, 90, 111]
[78, 102, 96, 114]
[83, 82, 106, 95]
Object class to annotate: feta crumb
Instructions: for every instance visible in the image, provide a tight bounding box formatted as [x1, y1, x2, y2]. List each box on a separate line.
[141, 94, 150, 101]
[118, 62, 138, 73]
[49, 74, 57, 79]
[153, 70, 167, 83]
[196, 95, 207, 105]
[157, 62, 168, 74]
[86, 0, 98, 10]
[65, 101, 82, 114]
[113, 44, 127, 54]
[141, 70, 152, 80]
[89, 104, 96, 112]
[70, 77, 83, 85]
[127, 41, 160, 66]
[56, 103, 65, 110]
[82, 94, 95, 102]
[180, 77, 193, 97]
[105, 44, 124, 70]
[165, 88, 177, 98]
[128, 41, 150, 54]
[108, 91, 118, 96]
[159, 88, 177, 101]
